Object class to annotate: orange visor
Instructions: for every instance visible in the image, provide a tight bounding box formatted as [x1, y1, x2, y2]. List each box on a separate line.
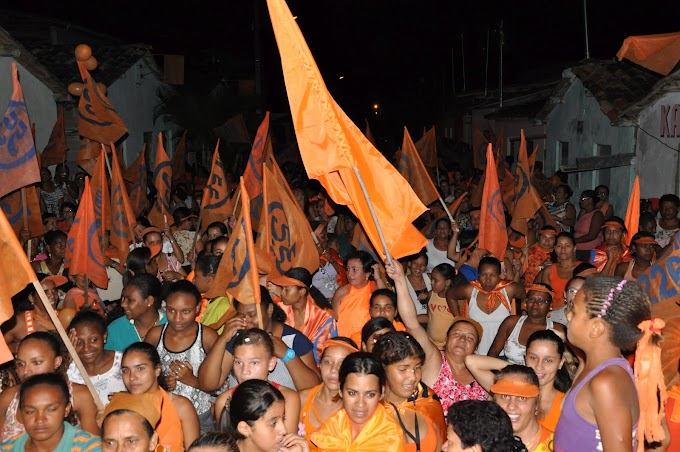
[268, 275, 307, 288]
[323, 339, 359, 353]
[490, 380, 540, 398]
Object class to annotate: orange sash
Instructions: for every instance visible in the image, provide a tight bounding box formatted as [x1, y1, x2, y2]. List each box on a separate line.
[468, 279, 515, 314]
[538, 391, 564, 432]
[279, 295, 337, 362]
[337, 281, 376, 338]
[311, 403, 405, 452]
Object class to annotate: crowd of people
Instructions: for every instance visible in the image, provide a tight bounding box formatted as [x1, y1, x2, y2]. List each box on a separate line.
[0, 157, 674, 452]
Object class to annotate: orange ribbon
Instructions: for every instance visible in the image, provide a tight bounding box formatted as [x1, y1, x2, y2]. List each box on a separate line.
[469, 279, 515, 314]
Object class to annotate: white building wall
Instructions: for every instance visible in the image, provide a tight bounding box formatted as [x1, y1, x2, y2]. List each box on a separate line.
[636, 92, 680, 198]
[545, 80, 636, 218]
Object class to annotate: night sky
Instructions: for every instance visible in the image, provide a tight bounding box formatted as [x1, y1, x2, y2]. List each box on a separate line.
[12, 0, 680, 139]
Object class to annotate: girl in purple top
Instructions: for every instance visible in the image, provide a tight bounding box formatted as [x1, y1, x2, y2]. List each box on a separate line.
[555, 276, 665, 451]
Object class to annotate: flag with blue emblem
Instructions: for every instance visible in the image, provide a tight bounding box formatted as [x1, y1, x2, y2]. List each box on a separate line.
[148, 133, 173, 228]
[110, 144, 137, 264]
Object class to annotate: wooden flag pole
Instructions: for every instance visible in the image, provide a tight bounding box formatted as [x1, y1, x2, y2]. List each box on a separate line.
[101, 144, 113, 178]
[232, 190, 242, 217]
[31, 281, 104, 410]
[438, 197, 455, 223]
[21, 187, 31, 258]
[256, 303, 264, 329]
[352, 167, 393, 265]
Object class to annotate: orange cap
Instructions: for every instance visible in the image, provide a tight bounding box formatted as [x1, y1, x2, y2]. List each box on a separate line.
[268, 275, 306, 288]
[41, 275, 68, 287]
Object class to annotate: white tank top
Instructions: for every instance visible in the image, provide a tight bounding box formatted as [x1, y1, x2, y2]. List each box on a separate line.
[502, 316, 555, 365]
[469, 288, 511, 355]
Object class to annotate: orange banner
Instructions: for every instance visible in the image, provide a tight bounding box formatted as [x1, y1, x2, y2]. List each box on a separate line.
[617, 32, 680, 76]
[77, 61, 127, 144]
[257, 156, 319, 275]
[624, 176, 640, 247]
[110, 144, 137, 264]
[90, 148, 111, 238]
[510, 130, 544, 237]
[171, 130, 187, 184]
[41, 107, 68, 168]
[65, 177, 109, 289]
[398, 127, 440, 207]
[0, 186, 44, 239]
[0, 208, 36, 363]
[479, 144, 507, 260]
[0, 63, 41, 199]
[201, 141, 234, 231]
[205, 177, 261, 303]
[415, 126, 437, 168]
[148, 133, 173, 228]
[267, 0, 427, 260]
[125, 144, 148, 217]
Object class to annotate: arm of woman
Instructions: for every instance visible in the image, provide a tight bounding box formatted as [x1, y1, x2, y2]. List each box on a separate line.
[575, 211, 604, 243]
[174, 395, 200, 448]
[73, 383, 101, 436]
[280, 386, 301, 434]
[486, 316, 516, 358]
[444, 286, 461, 317]
[385, 260, 442, 388]
[464, 355, 509, 392]
[372, 263, 387, 290]
[197, 317, 243, 392]
[331, 285, 349, 319]
[272, 336, 320, 390]
[562, 203, 577, 227]
[591, 368, 636, 452]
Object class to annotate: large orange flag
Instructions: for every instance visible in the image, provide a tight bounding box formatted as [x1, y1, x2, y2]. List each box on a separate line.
[90, 148, 111, 238]
[479, 144, 507, 260]
[415, 126, 438, 168]
[0, 63, 41, 199]
[125, 144, 148, 217]
[65, 177, 109, 289]
[0, 208, 37, 363]
[624, 176, 640, 247]
[364, 119, 377, 147]
[0, 186, 44, 239]
[148, 133, 173, 228]
[171, 130, 187, 185]
[257, 156, 319, 275]
[77, 61, 127, 144]
[110, 144, 137, 264]
[510, 130, 544, 237]
[41, 107, 68, 168]
[398, 127, 440, 207]
[201, 141, 234, 231]
[267, 0, 427, 260]
[205, 177, 260, 303]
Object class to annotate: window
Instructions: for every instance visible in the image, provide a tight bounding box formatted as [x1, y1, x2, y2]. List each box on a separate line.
[556, 141, 569, 172]
[595, 144, 611, 188]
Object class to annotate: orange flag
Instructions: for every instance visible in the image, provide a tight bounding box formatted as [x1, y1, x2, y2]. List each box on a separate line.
[171, 130, 187, 184]
[0, 208, 38, 363]
[267, 0, 427, 260]
[479, 144, 507, 260]
[90, 148, 111, 238]
[148, 133, 173, 228]
[125, 144, 148, 217]
[398, 127, 440, 207]
[472, 127, 489, 170]
[495, 128, 505, 163]
[243, 113, 273, 231]
[204, 177, 260, 303]
[419, 193, 468, 238]
[616, 32, 680, 76]
[510, 130, 545, 237]
[529, 145, 538, 175]
[257, 156, 319, 275]
[78, 137, 100, 176]
[41, 107, 68, 168]
[65, 177, 109, 289]
[213, 113, 251, 145]
[364, 119, 377, 147]
[77, 61, 127, 144]
[415, 126, 438, 168]
[0, 186, 44, 239]
[0, 63, 41, 199]
[624, 176, 640, 247]
[201, 141, 234, 231]
[110, 144, 137, 264]
[500, 168, 516, 212]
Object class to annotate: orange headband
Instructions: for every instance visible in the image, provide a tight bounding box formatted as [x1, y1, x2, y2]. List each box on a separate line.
[323, 339, 359, 353]
[601, 221, 624, 230]
[490, 380, 540, 398]
[526, 284, 555, 299]
[634, 237, 658, 245]
[538, 229, 557, 236]
[141, 226, 162, 237]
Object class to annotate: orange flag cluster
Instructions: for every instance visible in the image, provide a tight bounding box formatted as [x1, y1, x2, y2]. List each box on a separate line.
[267, 0, 427, 260]
[398, 127, 440, 207]
[148, 134, 173, 228]
[257, 156, 319, 275]
[65, 177, 109, 289]
[479, 144, 508, 260]
[204, 177, 260, 303]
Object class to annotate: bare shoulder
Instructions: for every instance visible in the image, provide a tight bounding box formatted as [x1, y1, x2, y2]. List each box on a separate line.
[0, 385, 19, 406]
[144, 325, 163, 346]
[171, 393, 197, 413]
[279, 385, 300, 401]
[298, 387, 312, 407]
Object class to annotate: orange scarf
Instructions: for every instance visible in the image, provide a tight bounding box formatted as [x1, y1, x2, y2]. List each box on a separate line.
[469, 279, 515, 314]
[311, 403, 405, 452]
[524, 245, 552, 286]
[592, 244, 632, 274]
